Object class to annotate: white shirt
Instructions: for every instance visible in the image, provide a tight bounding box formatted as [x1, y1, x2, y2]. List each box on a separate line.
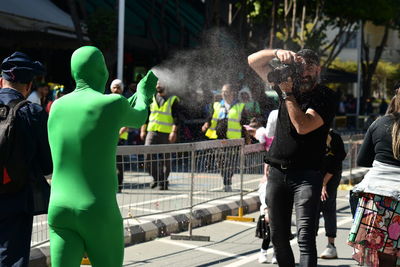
[265, 109, 278, 138]
[255, 127, 267, 143]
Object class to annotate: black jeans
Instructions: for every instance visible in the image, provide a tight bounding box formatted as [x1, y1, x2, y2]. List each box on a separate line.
[0, 213, 33, 267]
[266, 166, 323, 267]
[217, 148, 238, 186]
[317, 172, 341, 238]
[145, 132, 171, 187]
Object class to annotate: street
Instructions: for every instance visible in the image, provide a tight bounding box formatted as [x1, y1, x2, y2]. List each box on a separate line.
[121, 190, 356, 267]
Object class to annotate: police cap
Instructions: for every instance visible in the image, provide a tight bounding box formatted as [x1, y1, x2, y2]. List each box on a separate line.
[1, 52, 45, 84]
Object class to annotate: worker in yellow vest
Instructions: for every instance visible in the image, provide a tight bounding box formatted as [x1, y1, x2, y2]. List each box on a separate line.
[201, 83, 249, 192]
[140, 81, 182, 190]
[110, 79, 128, 193]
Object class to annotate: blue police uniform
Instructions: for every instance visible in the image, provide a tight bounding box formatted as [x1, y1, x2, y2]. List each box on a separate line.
[0, 53, 52, 267]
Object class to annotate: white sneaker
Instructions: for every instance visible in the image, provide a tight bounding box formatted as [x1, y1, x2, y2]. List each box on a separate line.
[271, 253, 277, 264]
[258, 252, 268, 263]
[320, 243, 338, 259]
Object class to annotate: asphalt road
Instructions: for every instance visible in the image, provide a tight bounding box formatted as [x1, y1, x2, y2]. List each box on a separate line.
[121, 189, 358, 267]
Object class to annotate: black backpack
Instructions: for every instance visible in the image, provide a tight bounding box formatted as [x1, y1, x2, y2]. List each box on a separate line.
[0, 99, 30, 194]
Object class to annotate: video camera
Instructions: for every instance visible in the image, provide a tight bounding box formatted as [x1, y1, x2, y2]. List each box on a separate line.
[267, 59, 303, 85]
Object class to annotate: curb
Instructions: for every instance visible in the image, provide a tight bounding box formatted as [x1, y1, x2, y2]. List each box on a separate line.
[123, 192, 259, 245]
[29, 192, 260, 266]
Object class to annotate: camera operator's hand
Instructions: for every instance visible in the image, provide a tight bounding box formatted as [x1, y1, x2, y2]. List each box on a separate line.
[279, 77, 294, 93]
[276, 50, 296, 64]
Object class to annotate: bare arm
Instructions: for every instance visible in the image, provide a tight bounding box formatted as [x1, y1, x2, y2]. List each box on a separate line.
[285, 95, 324, 135]
[248, 49, 275, 82]
[322, 172, 334, 186]
[169, 125, 178, 143]
[248, 49, 296, 82]
[140, 124, 147, 141]
[321, 172, 334, 201]
[279, 78, 324, 134]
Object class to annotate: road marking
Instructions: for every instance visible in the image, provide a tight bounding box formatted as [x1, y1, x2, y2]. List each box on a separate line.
[124, 206, 162, 213]
[156, 239, 247, 259]
[222, 216, 354, 267]
[223, 220, 257, 228]
[119, 194, 189, 208]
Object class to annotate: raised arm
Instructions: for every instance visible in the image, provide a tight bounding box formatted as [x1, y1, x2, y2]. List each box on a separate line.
[248, 49, 296, 82]
[283, 91, 324, 135]
[120, 70, 157, 128]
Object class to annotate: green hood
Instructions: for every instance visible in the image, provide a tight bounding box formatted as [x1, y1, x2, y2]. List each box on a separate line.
[71, 46, 109, 93]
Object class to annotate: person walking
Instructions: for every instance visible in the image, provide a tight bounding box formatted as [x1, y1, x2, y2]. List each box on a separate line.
[318, 129, 346, 259]
[0, 52, 52, 267]
[140, 80, 182, 190]
[348, 88, 400, 267]
[248, 48, 337, 267]
[202, 83, 249, 192]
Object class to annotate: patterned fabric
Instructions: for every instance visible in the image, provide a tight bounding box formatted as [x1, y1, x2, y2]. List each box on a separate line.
[348, 193, 400, 267]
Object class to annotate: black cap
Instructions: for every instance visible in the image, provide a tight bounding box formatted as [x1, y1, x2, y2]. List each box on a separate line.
[296, 49, 320, 65]
[1, 52, 45, 84]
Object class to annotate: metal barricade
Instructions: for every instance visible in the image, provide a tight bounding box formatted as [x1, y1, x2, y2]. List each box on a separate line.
[29, 134, 366, 247]
[31, 214, 49, 247]
[116, 139, 263, 220]
[31, 139, 265, 247]
[342, 134, 365, 185]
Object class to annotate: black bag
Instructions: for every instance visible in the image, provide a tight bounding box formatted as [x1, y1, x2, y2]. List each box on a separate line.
[255, 214, 270, 239]
[0, 99, 30, 194]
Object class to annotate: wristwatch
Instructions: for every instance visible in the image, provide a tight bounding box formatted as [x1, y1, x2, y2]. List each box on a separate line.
[281, 91, 294, 100]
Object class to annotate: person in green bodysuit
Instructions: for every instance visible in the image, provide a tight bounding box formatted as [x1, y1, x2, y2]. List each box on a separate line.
[47, 46, 156, 267]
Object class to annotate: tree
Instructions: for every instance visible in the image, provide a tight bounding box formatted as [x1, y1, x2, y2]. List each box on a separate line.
[242, 0, 357, 68]
[326, 0, 400, 98]
[67, 0, 84, 44]
[86, 7, 117, 76]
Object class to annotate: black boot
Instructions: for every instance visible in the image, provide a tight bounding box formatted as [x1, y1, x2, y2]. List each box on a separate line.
[159, 180, 169, 190]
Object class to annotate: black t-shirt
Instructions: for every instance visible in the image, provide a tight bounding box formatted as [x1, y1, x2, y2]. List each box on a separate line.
[323, 129, 347, 174]
[266, 84, 338, 169]
[357, 115, 400, 167]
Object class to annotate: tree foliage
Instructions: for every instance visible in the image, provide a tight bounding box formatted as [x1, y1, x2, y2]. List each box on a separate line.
[231, 0, 400, 98]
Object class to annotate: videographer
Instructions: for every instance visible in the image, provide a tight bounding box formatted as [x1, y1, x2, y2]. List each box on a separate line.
[248, 48, 337, 267]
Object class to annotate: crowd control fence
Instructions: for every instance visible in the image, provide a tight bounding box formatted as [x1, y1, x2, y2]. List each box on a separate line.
[31, 134, 365, 247]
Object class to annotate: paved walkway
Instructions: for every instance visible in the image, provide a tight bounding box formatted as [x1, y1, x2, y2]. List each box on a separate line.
[121, 190, 357, 267]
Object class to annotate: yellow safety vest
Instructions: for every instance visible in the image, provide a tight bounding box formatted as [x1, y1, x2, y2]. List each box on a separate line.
[205, 102, 245, 139]
[147, 95, 178, 134]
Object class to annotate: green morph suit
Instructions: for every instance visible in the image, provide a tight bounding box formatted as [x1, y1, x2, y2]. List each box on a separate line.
[47, 46, 156, 267]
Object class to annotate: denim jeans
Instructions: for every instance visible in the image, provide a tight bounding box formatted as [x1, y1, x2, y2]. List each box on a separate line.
[266, 166, 323, 267]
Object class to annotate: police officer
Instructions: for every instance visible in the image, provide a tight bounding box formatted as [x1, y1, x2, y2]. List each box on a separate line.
[202, 83, 249, 192]
[140, 80, 182, 190]
[0, 52, 52, 267]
